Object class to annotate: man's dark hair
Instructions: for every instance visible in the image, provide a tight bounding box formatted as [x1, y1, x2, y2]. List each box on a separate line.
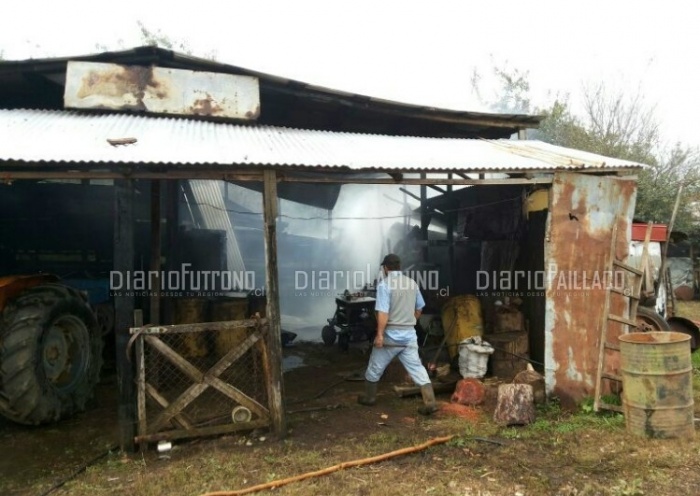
[381, 253, 401, 271]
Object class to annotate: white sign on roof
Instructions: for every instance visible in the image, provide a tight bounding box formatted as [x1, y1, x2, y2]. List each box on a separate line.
[64, 61, 260, 121]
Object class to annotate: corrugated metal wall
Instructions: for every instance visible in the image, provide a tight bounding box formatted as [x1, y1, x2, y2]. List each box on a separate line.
[544, 172, 637, 407]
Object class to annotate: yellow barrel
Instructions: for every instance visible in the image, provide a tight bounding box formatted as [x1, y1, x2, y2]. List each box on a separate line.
[211, 298, 250, 355]
[441, 295, 484, 359]
[174, 298, 210, 358]
[619, 331, 695, 439]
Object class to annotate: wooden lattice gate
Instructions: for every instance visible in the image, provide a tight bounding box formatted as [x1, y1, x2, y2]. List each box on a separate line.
[130, 317, 272, 446]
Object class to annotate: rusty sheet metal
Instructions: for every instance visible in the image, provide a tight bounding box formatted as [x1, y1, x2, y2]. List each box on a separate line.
[544, 171, 637, 407]
[64, 61, 260, 120]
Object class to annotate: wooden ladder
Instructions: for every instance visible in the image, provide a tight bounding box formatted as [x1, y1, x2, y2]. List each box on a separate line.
[593, 222, 653, 413]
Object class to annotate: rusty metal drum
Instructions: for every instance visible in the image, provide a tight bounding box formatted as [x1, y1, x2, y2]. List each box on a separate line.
[618, 331, 695, 439]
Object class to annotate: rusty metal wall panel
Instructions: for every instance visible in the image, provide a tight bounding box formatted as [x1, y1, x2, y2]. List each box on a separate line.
[64, 61, 260, 120]
[544, 172, 637, 407]
[0, 110, 647, 172]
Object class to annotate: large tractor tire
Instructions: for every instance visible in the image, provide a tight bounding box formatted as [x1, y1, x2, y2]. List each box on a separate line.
[0, 284, 103, 425]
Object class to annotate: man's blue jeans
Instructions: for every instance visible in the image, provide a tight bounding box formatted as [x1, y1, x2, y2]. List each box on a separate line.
[364, 336, 431, 385]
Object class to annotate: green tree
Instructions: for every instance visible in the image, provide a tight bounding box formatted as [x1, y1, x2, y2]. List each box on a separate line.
[474, 66, 699, 236]
[634, 144, 700, 234]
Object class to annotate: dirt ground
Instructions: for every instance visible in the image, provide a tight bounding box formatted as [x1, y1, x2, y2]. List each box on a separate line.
[1, 320, 700, 496]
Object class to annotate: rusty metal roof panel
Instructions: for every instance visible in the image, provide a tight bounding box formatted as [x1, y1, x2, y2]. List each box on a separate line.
[0, 109, 645, 172]
[64, 61, 261, 120]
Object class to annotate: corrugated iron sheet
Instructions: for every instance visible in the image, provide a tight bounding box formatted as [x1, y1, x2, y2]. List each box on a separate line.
[0, 109, 645, 172]
[544, 172, 637, 407]
[187, 180, 246, 274]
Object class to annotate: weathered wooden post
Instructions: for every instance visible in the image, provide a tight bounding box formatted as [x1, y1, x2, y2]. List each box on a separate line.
[150, 180, 162, 325]
[114, 179, 136, 451]
[262, 169, 287, 437]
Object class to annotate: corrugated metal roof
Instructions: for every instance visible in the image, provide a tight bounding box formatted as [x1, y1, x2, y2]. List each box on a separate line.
[0, 109, 644, 172]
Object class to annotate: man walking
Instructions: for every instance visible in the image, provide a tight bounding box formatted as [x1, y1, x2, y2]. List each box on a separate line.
[358, 253, 437, 415]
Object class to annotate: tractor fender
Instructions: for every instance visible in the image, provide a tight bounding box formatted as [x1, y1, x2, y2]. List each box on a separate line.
[666, 316, 700, 353]
[0, 274, 60, 312]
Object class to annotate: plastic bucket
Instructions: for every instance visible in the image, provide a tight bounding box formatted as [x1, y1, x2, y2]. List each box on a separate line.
[619, 331, 695, 439]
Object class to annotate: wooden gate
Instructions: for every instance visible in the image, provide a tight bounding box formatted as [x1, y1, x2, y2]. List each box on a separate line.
[130, 317, 272, 446]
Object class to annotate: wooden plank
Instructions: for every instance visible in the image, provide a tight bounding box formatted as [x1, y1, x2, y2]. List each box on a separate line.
[630, 222, 653, 326]
[204, 376, 269, 419]
[203, 328, 270, 418]
[145, 383, 193, 430]
[420, 173, 429, 263]
[257, 326, 272, 411]
[447, 173, 455, 290]
[279, 176, 555, 186]
[163, 180, 180, 326]
[134, 310, 147, 451]
[610, 287, 640, 299]
[603, 343, 620, 352]
[262, 169, 287, 437]
[0, 169, 265, 181]
[134, 419, 270, 444]
[602, 372, 622, 382]
[208, 327, 265, 378]
[594, 222, 618, 413]
[114, 178, 136, 451]
[608, 314, 637, 327]
[612, 260, 643, 276]
[393, 381, 457, 398]
[150, 382, 209, 433]
[1, 168, 559, 185]
[129, 318, 266, 335]
[144, 335, 205, 383]
[150, 180, 162, 325]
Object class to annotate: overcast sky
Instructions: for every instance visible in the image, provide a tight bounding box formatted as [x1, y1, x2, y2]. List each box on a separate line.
[2, 0, 698, 147]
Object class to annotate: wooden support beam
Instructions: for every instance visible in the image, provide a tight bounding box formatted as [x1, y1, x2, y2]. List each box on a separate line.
[0, 169, 265, 181]
[447, 173, 455, 290]
[134, 419, 270, 444]
[114, 179, 136, 451]
[145, 383, 193, 429]
[279, 176, 554, 185]
[0, 169, 562, 184]
[393, 381, 458, 398]
[150, 180, 162, 325]
[134, 310, 147, 452]
[262, 169, 287, 438]
[420, 173, 429, 262]
[130, 318, 265, 335]
[163, 179, 179, 325]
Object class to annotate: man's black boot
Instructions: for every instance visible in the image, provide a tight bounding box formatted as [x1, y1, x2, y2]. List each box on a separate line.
[418, 383, 438, 415]
[357, 380, 378, 406]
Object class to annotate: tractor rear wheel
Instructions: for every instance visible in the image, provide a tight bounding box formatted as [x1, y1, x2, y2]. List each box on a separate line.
[0, 284, 103, 425]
